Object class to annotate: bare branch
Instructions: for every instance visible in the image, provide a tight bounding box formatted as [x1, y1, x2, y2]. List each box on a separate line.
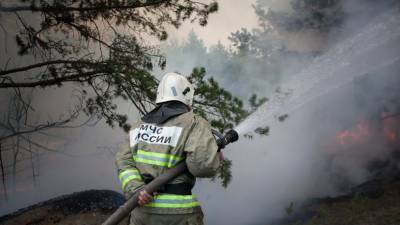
[0, 1, 167, 13]
[0, 119, 68, 142]
[0, 143, 7, 200]
[0, 60, 87, 76]
[0, 71, 102, 88]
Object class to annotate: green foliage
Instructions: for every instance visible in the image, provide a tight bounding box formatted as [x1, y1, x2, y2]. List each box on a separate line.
[246, 94, 270, 137]
[189, 67, 248, 132]
[0, 0, 220, 132]
[255, 126, 270, 136]
[162, 30, 286, 99]
[0, 1, 258, 190]
[218, 158, 232, 188]
[185, 68, 269, 187]
[314, 206, 329, 218]
[286, 202, 295, 216]
[249, 94, 268, 113]
[279, 114, 289, 122]
[258, 0, 400, 33]
[350, 196, 371, 209]
[265, 0, 345, 32]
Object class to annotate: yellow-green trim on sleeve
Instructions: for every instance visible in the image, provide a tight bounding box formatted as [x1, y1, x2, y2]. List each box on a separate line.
[118, 169, 142, 190]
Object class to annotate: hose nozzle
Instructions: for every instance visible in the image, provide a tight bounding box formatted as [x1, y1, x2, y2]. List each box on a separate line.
[224, 129, 239, 144]
[213, 129, 239, 150]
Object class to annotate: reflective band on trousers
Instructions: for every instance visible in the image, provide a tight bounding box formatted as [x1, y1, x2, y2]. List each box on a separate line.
[145, 194, 200, 208]
[133, 149, 184, 168]
[118, 169, 142, 190]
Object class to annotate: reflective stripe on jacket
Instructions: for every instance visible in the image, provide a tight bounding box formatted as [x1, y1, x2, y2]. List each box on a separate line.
[115, 111, 220, 214]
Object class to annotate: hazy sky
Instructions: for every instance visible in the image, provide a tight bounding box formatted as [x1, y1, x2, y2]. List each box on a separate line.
[167, 0, 259, 46]
[166, 0, 323, 51]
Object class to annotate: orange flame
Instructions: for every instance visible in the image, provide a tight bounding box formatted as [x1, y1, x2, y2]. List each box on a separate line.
[336, 120, 370, 146]
[384, 127, 397, 141]
[336, 113, 399, 147]
[382, 112, 398, 143]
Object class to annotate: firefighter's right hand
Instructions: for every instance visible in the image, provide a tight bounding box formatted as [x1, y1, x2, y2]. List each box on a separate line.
[218, 152, 224, 161]
[138, 190, 153, 206]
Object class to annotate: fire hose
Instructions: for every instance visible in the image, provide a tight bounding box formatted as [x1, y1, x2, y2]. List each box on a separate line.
[101, 129, 239, 225]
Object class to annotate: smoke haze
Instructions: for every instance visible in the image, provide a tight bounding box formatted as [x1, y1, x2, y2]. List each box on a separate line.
[1, 1, 400, 225]
[163, 2, 400, 225]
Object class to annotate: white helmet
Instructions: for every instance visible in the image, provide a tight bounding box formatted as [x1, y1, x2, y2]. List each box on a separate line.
[156, 72, 195, 106]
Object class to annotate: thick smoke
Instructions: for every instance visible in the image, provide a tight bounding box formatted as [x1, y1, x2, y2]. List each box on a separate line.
[1, 2, 400, 225]
[162, 2, 400, 225]
[0, 85, 137, 215]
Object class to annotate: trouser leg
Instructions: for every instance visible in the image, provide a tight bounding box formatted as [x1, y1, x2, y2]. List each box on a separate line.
[130, 208, 204, 225]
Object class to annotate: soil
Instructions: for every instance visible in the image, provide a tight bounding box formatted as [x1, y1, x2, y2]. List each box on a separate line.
[0, 190, 129, 225]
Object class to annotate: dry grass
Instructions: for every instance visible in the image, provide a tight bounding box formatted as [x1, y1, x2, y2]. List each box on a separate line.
[291, 181, 400, 225]
[1, 206, 128, 225]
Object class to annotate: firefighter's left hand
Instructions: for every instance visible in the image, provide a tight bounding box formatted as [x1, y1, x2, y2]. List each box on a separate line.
[138, 190, 153, 206]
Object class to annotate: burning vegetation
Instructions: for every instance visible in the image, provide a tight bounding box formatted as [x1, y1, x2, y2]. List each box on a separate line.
[336, 113, 400, 147]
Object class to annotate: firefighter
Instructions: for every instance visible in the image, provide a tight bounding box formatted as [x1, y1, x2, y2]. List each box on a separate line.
[115, 72, 222, 225]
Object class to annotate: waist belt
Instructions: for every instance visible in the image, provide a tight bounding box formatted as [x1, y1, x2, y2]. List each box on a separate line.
[142, 174, 193, 195]
[159, 183, 192, 195]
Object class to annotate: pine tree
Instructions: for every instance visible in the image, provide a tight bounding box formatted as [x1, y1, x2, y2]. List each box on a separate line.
[0, 0, 255, 133]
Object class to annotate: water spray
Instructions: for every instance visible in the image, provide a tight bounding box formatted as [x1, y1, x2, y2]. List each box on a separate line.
[235, 10, 400, 135]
